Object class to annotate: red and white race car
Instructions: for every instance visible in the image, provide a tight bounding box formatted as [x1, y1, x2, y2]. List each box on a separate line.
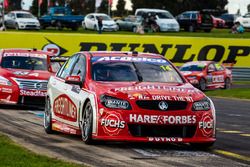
[45, 51, 216, 148]
[180, 61, 232, 91]
[0, 48, 62, 106]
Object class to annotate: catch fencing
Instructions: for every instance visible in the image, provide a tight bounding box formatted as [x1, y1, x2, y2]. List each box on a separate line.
[232, 67, 250, 81]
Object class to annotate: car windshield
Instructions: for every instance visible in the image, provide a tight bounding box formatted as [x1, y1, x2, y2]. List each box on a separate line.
[180, 65, 205, 71]
[91, 56, 183, 83]
[156, 12, 174, 19]
[1, 56, 47, 71]
[16, 13, 34, 18]
[98, 15, 111, 21]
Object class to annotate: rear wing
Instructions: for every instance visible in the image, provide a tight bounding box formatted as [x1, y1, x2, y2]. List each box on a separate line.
[50, 56, 69, 63]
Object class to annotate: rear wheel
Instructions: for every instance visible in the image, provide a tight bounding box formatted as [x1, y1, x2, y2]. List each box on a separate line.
[199, 78, 206, 91]
[188, 25, 195, 32]
[223, 78, 231, 89]
[44, 97, 54, 134]
[56, 21, 63, 30]
[80, 101, 93, 144]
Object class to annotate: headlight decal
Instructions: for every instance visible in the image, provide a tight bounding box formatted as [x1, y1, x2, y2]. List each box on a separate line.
[192, 97, 211, 111]
[100, 95, 131, 110]
[0, 76, 12, 86]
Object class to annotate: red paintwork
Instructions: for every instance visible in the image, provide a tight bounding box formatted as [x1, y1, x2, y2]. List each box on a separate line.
[180, 61, 232, 90]
[50, 52, 216, 144]
[212, 15, 225, 28]
[0, 49, 55, 105]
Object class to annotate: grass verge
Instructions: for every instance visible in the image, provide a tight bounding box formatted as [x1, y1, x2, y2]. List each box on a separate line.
[205, 88, 250, 100]
[0, 134, 81, 167]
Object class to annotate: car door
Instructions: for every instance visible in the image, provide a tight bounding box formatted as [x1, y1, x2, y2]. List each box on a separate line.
[214, 63, 226, 85]
[206, 63, 224, 86]
[50, 54, 80, 127]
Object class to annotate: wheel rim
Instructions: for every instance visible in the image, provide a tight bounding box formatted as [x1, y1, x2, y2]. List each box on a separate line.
[200, 79, 206, 91]
[81, 103, 92, 140]
[44, 98, 51, 128]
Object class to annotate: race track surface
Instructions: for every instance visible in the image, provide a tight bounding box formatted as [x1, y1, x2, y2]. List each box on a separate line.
[0, 97, 249, 167]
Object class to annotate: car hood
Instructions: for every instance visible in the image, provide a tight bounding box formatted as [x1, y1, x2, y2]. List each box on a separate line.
[0, 68, 52, 80]
[16, 18, 39, 23]
[102, 20, 116, 25]
[91, 82, 205, 102]
[157, 19, 179, 25]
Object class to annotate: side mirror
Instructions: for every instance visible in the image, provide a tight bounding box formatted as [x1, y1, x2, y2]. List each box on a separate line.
[65, 75, 82, 86]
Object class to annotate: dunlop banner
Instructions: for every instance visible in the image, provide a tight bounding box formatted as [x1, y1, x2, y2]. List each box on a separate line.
[0, 32, 250, 67]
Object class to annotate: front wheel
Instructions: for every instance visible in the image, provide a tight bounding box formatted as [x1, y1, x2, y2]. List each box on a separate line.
[15, 23, 19, 30]
[223, 78, 231, 89]
[44, 97, 54, 134]
[80, 101, 93, 144]
[199, 78, 206, 91]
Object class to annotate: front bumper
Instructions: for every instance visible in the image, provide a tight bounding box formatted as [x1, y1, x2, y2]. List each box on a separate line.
[18, 24, 40, 30]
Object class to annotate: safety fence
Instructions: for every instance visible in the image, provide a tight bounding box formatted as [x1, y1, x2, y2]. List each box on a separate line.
[232, 67, 250, 81]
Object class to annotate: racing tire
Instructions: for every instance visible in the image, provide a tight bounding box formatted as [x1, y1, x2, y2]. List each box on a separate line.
[223, 78, 231, 89]
[190, 142, 215, 150]
[80, 101, 93, 144]
[44, 97, 54, 134]
[188, 25, 195, 32]
[199, 78, 206, 91]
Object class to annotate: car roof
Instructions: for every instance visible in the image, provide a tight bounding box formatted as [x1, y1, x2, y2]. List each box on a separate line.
[88, 13, 109, 16]
[80, 51, 164, 59]
[136, 8, 169, 13]
[182, 61, 213, 66]
[11, 11, 32, 14]
[1, 48, 54, 56]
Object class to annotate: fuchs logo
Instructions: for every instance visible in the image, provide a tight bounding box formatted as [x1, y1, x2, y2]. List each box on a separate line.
[101, 112, 125, 136]
[199, 114, 214, 137]
[158, 101, 168, 111]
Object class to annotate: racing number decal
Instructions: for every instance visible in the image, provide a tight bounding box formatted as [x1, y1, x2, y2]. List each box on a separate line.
[212, 75, 224, 83]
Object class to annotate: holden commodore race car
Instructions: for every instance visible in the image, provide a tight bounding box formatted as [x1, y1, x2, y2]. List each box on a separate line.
[0, 48, 63, 106]
[44, 51, 216, 148]
[180, 61, 232, 91]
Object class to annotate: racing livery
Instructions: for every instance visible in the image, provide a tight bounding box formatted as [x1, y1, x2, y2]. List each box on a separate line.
[0, 49, 61, 106]
[180, 61, 232, 91]
[45, 51, 216, 148]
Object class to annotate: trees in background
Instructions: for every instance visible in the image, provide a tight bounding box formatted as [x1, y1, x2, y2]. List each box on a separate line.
[116, 0, 126, 16]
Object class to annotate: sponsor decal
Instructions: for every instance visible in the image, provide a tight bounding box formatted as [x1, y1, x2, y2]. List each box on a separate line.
[114, 85, 198, 93]
[3, 52, 47, 58]
[92, 56, 168, 64]
[71, 85, 81, 94]
[212, 75, 224, 83]
[101, 112, 125, 136]
[1, 88, 13, 93]
[42, 38, 68, 56]
[53, 94, 77, 122]
[20, 90, 46, 96]
[129, 114, 196, 125]
[199, 114, 214, 137]
[13, 71, 39, 77]
[148, 137, 183, 142]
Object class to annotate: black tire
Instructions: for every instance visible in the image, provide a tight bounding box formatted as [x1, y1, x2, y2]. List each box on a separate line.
[188, 25, 195, 32]
[44, 97, 54, 134]
[191, 142, 215, 150]
[204, 29, 212, 32]
[94, 25, 97, 31]
[80, 101, 93, 144]
[15, 23, 19, 30]
[56, 21, 63, 30]
[199, 78, 206, 91]
[223, 78, 231, 89]
[82, 22, 87, 30]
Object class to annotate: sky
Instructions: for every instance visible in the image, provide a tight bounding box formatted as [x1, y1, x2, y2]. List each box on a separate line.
[21, 0, 250, 15]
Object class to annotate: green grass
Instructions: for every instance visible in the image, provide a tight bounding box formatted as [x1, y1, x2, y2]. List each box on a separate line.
[205, 88, 250, 99]
[233, 81, 250, 85]
[0, 134, 82, 167]
[5, 28, 250, 38]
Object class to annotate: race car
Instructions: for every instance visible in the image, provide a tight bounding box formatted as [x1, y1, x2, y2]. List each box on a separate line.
[0, 48, 63, 106]
[44, 51, 216, 148]
[179, 61, 232, 91]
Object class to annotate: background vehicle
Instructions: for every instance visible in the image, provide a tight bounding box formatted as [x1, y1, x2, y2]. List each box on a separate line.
[211, 15, 225, 28]
[218, 13, 239, 28]
[135, 8, 180, 32]
[4, 11, 40, 30]
[176, 11, 213, 32]
[45, 51, 216, 149]
[39, 7, 84, 31]
[235, 13, 250, 28]
[82, 13, 118, 31]
[0, 48, 64, 106]
[115, 15, 142, 32]
[180, 61, 232, 91]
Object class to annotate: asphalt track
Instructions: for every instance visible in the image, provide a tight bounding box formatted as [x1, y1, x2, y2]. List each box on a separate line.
[0, 97, 249, 167]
